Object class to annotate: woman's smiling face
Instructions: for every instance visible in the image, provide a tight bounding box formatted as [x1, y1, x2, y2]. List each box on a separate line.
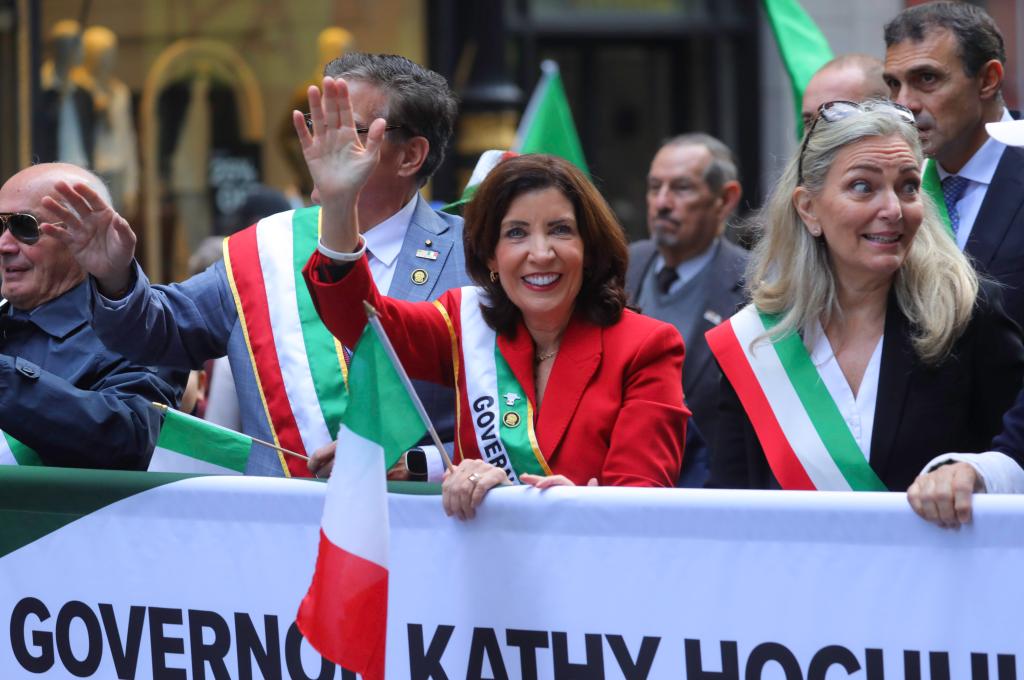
[487, 186, 584, 331]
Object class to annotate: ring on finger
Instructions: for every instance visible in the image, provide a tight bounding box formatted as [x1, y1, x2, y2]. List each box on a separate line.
[468, 473, 480, 484]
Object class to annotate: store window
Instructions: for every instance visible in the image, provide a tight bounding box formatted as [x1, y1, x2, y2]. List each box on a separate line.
[24, 2, 425, 282]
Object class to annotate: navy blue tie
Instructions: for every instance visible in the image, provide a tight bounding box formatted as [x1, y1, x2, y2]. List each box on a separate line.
[941, 174, 969, 236]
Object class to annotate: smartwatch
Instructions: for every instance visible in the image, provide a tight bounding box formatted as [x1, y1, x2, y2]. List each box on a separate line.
[405, 447, 428, 481]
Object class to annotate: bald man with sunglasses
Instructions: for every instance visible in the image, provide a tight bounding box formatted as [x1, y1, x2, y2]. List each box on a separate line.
[0, 163, 183, 469]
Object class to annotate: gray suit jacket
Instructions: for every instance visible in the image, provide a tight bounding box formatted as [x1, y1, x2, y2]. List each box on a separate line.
[626, 236, 748, 476]
[89, 197, 468, 476]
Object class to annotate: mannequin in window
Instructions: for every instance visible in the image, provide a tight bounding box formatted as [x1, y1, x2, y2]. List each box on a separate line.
[37, 20, 95, 167]
[72, 26, 139, 216]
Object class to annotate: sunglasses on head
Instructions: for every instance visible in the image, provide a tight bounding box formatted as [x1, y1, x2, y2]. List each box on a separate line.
[302, 113, 404, 137]
[798, 100, 916, 185]
[0, 213, 61, 245]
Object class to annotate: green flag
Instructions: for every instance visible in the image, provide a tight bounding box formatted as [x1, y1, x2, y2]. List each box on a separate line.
[763, 0, 834, 139]
[515, 60, 589, 175]
[149, 407, 254, 475]
[443, 61, 588, 214]
[341, 322, 427, 472]
[0, 432, 42, 466]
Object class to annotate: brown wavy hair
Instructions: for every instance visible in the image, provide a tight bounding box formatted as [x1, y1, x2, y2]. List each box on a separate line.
[463, 154, 628, 335]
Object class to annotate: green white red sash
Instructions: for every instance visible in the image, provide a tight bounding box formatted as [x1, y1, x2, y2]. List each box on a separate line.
[705, 304, 886, 491]
[0, 432, 41, 466]
[224, 207, 349, 477]
[458, 287, 550, 482]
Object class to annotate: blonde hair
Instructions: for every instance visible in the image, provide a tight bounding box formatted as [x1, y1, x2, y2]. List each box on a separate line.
[748, 108, 978, 364]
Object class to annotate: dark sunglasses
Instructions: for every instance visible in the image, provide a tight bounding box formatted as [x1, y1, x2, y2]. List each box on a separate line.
[798, 100, 916, 185]
[0, 213, 62, 245]
[302, 113, 404, 137]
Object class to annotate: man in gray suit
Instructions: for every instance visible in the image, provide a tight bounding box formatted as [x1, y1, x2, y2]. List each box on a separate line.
[626, 133, 747, 486]
[49, 53, 466, 478]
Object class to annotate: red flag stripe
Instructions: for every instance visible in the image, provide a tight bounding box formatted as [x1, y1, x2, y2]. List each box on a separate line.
[705, 320, 816, 490]
[297, 530, 388, 680]
[225, 227, 310, 477]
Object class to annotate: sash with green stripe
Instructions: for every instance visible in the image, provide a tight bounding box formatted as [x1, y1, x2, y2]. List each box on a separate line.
[0, 432, 42, 466]
[459, 288, 551, 482]
[922, 158, 954, 238]
[706, 304, 886, 491]
[224, 207, 349, 473]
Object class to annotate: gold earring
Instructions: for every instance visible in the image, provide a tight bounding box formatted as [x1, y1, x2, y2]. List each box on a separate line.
[489, 271, 498, 283]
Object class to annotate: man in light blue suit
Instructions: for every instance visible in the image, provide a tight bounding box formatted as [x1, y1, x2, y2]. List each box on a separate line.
[48, 53, 467, 477]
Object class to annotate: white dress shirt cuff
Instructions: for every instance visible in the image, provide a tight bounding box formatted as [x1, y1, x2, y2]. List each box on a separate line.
[317, 236, 366, 262]
[419, 445, 448, 483]
[922, 451, 1024, 494]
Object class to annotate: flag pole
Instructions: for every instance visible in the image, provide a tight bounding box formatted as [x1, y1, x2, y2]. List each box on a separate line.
[362, 301, 454, 471]
[149, 402, 309, 462]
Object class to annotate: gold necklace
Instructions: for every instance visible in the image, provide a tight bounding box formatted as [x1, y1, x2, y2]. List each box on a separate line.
[535, 347, 559, 363]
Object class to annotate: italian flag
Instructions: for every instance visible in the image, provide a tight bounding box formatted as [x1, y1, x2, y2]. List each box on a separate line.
[762, 0, 834, 139]
[296, 321, 426, 680]
[442, 60, 587, 214]
[149, 407, 253, 475]
[706, 305, 886, 491]
[515, 60, 589, 175]
[442, 149, 518, 213]
[0, 432, 42, 466]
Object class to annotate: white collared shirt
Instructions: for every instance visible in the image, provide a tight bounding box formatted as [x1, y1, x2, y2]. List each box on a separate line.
[937, 108, 1012, 251]
[654, 238, 720, 295]
[809, 322, 884, 460]
[362, 194, 419, 295]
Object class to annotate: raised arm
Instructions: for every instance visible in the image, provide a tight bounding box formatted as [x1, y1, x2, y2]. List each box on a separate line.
[291, 77, 386, 255]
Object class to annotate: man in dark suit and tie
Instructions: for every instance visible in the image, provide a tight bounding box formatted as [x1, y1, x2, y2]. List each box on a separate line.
[625, 133, 747, 486]
[884, 2, 1024, 327]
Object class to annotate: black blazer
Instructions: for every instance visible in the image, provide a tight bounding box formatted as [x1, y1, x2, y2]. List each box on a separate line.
[708, 284, 1024, 491]
[966, 144, 1024, 330]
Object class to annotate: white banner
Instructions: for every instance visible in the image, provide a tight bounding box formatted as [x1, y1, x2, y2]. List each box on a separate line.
[0, 472, 1022, 679]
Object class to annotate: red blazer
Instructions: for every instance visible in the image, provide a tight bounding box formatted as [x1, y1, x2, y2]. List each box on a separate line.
[305, 254, 688, 487]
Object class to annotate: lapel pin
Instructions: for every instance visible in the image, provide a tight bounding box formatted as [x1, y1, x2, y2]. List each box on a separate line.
[424, 239, 433, 247]
[503, 411, 521, 428]
[411, 268, 429, 285]
[415, 248, 440, 261]
[703, 310, 723, 325]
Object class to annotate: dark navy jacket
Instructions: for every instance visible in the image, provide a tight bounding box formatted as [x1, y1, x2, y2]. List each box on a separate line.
[0, 280, 184, 469]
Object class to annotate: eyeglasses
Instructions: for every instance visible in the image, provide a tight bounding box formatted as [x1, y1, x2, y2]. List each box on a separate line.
[797, 100, 916, 185]
[0, 213, 62, 245]
[302, 113, 404, 137]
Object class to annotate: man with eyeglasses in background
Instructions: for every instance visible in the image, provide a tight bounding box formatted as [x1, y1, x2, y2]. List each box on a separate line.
[50, 52, 466, 479]
[0, 163, 183, 469]
[884, 2, 1024, 327]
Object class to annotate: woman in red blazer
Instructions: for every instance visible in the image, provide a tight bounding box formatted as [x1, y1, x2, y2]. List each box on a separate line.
[299, 78, 687, 518]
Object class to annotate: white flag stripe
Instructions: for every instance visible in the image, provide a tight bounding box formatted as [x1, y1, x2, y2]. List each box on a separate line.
[0, 433, 15, 466]
[465, 150, 506, 189]
[148, 447, 241, 475]
[322, 425, 389, 569]
[256, 216, 332, 455]
[459, 287, 520, 483]
[729, 308, 852, 491]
